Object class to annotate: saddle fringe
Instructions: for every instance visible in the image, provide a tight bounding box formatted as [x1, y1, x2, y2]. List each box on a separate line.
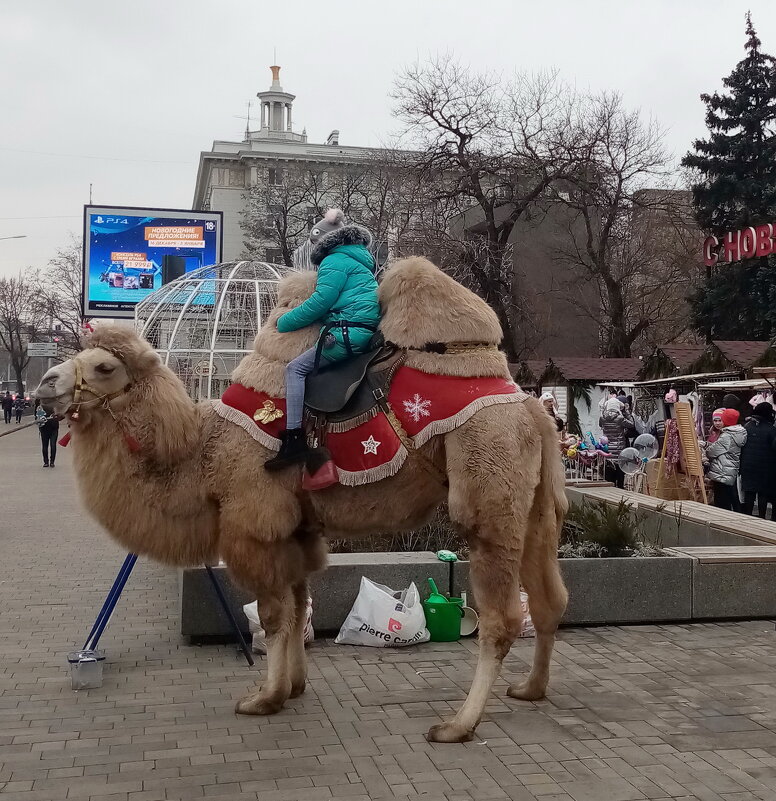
[412, 393, 525, 447]
[323, 407, 379, 433]
[212, 400, 280, 451]
[335, 444, 408, 486]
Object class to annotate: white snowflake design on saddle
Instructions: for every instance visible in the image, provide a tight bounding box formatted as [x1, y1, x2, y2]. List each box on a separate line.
[403, 393, 432, 423]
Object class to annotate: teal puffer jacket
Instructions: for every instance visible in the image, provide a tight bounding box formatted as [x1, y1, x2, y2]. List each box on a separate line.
[277, 225, 380, 363]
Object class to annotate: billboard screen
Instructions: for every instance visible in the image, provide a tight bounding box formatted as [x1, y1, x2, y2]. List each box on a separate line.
[82, 205, 223, 318]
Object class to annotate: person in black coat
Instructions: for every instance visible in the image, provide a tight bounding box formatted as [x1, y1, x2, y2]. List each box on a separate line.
[740, 402, 776, 518]
[13, 394, 24, 423]
[35, 400, 59, 467]
[1, 391, 12, 424]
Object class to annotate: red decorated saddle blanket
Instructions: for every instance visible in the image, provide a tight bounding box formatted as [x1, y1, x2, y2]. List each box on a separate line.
[213, 366, 523, 486]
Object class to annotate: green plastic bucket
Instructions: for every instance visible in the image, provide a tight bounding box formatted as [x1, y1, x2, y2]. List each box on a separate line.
[423, 597, 463, 642]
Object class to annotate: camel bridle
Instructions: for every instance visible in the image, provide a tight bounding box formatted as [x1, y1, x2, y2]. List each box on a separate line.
[54, 351, 143, 454]
[68, 352, 133, 421]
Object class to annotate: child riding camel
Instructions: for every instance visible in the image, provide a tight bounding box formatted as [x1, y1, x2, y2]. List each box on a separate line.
[264, 209, 381, 471]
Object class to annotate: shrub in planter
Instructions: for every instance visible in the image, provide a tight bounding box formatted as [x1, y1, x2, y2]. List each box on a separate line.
[561, 498, 665, 558]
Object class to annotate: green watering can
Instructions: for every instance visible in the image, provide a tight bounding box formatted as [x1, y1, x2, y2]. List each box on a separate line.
[423, 578, 463, 642]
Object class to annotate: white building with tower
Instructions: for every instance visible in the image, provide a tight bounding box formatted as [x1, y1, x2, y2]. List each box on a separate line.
[192, 65, 387, 261]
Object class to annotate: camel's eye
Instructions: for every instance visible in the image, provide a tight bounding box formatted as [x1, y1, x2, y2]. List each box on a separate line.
[95, 362, 115, 375]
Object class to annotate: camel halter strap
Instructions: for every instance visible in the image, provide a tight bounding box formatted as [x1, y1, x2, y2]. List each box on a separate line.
[65, 355, 141, 453]
[70, 358, 130, 420]
[388, 340, 499, 355]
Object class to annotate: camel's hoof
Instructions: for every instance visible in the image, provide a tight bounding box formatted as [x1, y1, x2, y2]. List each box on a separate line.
[289, 681, 306, 699]
[234, 693, 285, 716]
[507, 680, 546, 702]
[426, 721, 474, 743]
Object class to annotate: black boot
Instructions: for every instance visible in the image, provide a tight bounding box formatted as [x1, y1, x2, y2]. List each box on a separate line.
[264, 428, 313, 471]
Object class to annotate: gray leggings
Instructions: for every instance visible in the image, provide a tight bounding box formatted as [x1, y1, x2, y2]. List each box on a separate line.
[285, 346, 319, 430]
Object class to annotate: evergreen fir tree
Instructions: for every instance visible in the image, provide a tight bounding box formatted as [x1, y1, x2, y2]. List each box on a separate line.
[682, 13, 776, 340]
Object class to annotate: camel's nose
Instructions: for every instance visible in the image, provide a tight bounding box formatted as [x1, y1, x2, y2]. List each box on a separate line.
[36, 371, 59, 404]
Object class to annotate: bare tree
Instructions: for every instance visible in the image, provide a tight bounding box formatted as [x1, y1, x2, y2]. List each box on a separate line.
[40, 234, 86, 354]
[554, 94, 699, 356]
[242, 166, 328, 266]
[392, 57, 584, 359]
[241, 155, 432, 272]
[0, 273, 48, 393]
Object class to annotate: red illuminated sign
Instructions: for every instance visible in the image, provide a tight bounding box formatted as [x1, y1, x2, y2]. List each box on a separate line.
[704, 223, 776, 266]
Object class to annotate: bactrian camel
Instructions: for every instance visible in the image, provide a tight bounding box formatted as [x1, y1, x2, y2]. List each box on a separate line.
[36, 256, 568, 743]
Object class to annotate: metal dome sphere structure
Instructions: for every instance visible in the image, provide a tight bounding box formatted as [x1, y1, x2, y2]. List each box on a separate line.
[134, 261, 287, 400]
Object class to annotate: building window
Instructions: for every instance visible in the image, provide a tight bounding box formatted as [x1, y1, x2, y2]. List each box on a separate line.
[212, 167, 228, 185]
[268, 167, 284, 186]
[229, 169, 245, 187]
[265, 248, 283, 264]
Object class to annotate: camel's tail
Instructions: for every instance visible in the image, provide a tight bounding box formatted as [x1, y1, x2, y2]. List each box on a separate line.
[537, 402, 569, 545]
[524, 398, 569, 620]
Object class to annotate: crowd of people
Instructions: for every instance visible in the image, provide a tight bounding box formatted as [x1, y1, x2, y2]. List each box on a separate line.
[541, 383, 776, 518]
[701, 396, 776, 517]
[540, 387, 637, 489]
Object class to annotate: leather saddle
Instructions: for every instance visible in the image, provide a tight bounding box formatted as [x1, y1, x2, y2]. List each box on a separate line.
[304, 345, 404, 424]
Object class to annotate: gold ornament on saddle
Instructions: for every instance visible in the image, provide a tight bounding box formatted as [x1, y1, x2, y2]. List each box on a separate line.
[254, 399, 284, 424]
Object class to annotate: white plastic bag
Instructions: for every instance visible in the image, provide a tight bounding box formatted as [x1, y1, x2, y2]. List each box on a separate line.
[519, 591, 535, 638]
[243, 597, 314, 655]
[335, 577, 430, 647]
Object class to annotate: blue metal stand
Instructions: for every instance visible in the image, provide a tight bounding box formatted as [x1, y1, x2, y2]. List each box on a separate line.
[84, 553, 138, 651]
[205, 565, 254, 667]
[83, 554, 254, 666]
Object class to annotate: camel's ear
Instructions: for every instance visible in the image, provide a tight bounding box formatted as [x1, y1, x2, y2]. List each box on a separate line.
[131, 349, 162, 377]
[85, 323, 161, 378]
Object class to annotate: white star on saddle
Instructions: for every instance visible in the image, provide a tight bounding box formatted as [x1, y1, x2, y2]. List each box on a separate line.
[361, 435, 381, 455]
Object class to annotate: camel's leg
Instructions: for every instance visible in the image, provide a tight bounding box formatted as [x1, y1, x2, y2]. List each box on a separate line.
[287, 581, 309, 698]
[286, 526, 326, 699]
[508, 404, 568, 702]
[236, 581, 296, 715]
[427, 413, 539, 744]
[426, 537, 524, 743]
[507, 530, 567, 702]
[222, 533, 309, 716]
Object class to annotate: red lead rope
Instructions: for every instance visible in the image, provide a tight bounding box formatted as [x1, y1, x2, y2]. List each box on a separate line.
[57, 429, 140, 452]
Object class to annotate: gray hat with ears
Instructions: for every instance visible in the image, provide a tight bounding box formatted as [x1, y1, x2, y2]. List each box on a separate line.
[309, 208, 345, 245]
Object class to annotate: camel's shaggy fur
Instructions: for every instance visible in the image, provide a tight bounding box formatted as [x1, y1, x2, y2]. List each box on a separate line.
[379, 257, 509, 378]
[37, 257, 567, 744]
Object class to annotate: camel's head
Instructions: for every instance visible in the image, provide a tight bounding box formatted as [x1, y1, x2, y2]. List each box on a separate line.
[254, 271, 320, 361]
[36, 324, 161, 419]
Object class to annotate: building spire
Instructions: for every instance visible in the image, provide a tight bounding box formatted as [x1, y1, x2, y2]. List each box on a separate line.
[254, 63, 306, 142]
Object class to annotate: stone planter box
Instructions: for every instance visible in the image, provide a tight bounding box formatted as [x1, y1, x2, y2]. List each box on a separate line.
[665, 546, 776, 619]
[180, 551, 449, 639]
[454, 554, 694, 626]
[180, 545, 776, 638]
[693, 562, 776, 618]
[560, 555, 692, 624]
[566, 487, 768, 548]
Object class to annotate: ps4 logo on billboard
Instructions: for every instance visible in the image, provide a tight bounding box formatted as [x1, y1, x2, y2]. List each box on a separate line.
[94, 216, 129, 225]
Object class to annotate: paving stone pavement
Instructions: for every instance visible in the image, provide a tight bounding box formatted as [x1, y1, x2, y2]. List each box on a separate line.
[3, 425, 776, 801]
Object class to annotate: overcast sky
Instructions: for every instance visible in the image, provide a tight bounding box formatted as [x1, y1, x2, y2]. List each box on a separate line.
[1, 0, 774, 278]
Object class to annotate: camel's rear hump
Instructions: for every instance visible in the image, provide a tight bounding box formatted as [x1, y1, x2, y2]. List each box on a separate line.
[379, 257, 509, 379]
[378, 257, 502, 348]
